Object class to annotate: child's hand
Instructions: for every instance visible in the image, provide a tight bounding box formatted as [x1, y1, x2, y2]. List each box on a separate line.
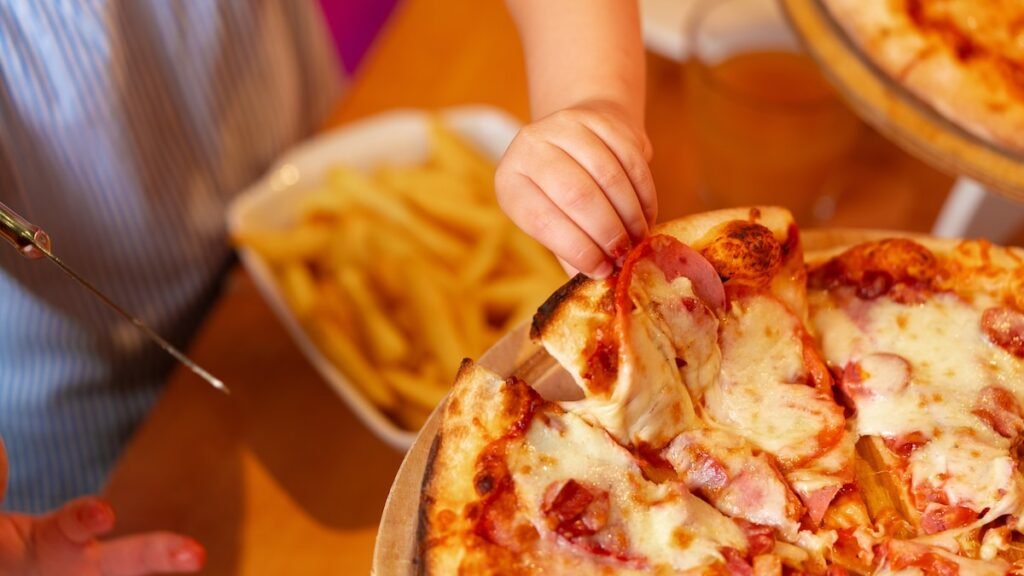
[495, 101, 657, 278]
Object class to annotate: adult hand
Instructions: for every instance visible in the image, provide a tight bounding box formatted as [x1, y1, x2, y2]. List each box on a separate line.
[0, 438, 206, 575]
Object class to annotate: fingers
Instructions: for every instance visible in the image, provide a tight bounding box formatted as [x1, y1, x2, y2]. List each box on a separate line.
[577, 112, 658, 227]
[496, 169, 613, 278]
[99, 533, 205, 576]
[547, 123, 650, 242]
[495, 105, 657, 279]
[38, 497, 115, 547]
[530, 142, 632, 257]
[31, 497, 203, 576]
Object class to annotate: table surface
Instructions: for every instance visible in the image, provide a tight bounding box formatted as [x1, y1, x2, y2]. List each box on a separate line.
[102, 0, 954, 574]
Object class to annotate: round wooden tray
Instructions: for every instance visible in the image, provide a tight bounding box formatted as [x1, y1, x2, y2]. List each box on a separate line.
[781, 0, 1024, 201]
[371, 228, 906, 575]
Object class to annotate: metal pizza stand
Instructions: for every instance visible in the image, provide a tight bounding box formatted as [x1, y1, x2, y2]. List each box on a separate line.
[781, 0, 1024, 240]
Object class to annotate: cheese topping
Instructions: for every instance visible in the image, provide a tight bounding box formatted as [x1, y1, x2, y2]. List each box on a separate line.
[810, 287, 1024, 522]
[909, 428, 1019, 512]
[539, 273, 699, 449]
[509, 410, 747, 571]
[555, 300, 697, 448]
[633, 270, 722, 401]
[706, 294, 846, 467]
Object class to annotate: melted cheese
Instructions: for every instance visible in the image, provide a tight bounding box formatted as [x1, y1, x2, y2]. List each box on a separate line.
[909, 429, 1019, 512]
[810, 288, 1024, 525]
[541, 278, 697, 448]
[508, 410, 747, 571]
[784, 430, 855, 501]
[557, 304, 696, 448]
[706, 295, 845, 467]
[634, 271, 722, 400]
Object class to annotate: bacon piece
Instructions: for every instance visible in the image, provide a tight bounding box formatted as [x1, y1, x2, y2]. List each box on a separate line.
[664, 428, 803, 541]
[619, 234, 727, 313]
[735, 520, 775, 556]
[920, 504, 979, 535]
[538, 479, 641, 562]
[801, 485, 844, 528]
[840, 353, 911, 400]
[883, 431, 930, 457]
[541, 479, 609, 539]
[617, 234, 723, 415]
[982, 306, 1024, 359]
[721, 547, 754, 576]
[785, 430, 856, 529]
[581, 327, 618, 396]
[973, 385, 1024, 439]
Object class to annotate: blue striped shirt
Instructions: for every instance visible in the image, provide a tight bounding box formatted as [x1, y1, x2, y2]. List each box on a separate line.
[0, 0, 343, 513]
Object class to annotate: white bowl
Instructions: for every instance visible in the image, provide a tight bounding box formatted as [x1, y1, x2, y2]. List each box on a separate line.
[227, 106, 523, 450]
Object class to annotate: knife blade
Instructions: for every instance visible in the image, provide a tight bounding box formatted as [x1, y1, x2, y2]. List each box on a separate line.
[0, 199, 229, 394]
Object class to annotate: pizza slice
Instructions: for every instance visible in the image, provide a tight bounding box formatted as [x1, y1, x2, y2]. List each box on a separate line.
[823, 0, 1024, 153]
[420, 360, 811, 574]
[655, 208, 855, 531]
[531, 208, 854, 560]
[806, 235, 1024, 569]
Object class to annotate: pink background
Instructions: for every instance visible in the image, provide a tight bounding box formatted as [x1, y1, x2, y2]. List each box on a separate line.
[319, 0, 400, 73]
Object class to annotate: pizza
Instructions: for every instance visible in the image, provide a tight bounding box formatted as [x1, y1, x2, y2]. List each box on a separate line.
[822, 0, 1024, 154]
[417, 206, 1024, 574]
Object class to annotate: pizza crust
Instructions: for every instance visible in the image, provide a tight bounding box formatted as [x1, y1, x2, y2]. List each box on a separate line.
[822, 0, 1024, 154]
[419, 360, 530, 574]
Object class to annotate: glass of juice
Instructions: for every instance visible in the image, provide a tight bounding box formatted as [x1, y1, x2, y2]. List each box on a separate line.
[686, 0, 862, 224]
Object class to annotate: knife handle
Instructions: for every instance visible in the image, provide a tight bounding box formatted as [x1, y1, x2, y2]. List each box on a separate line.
[0, 199, 51, 259]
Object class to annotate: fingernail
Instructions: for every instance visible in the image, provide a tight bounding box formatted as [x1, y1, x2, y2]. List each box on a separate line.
[172, 541, 206, 571]
[79, 502, 113, 530]
[592, 261, 614, 279]
[611, 242, 630, 260]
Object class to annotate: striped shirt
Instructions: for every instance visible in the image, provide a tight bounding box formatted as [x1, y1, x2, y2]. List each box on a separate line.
[0, 0, 343, 513]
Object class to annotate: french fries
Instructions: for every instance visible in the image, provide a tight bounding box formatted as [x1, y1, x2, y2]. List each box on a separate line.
[234, 119, 566, 430]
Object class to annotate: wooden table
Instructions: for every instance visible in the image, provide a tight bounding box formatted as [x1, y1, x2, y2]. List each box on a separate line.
[103, 0, 953, 574]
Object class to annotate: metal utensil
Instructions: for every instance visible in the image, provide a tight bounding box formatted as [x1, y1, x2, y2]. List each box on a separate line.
[0, 199, 228, 394]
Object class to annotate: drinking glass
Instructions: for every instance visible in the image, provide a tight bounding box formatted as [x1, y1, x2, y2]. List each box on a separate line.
[686, 0, 862, 223]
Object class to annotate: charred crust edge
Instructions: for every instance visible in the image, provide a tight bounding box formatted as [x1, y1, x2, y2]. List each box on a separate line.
[416, 428, 445, 575]
[454, 358, 475, 383]
[529, 273, 590, 340]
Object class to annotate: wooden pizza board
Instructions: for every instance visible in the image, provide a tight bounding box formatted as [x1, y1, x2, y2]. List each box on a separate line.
[371, 228, 906, 575]
[781, 0, 1024, 201]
